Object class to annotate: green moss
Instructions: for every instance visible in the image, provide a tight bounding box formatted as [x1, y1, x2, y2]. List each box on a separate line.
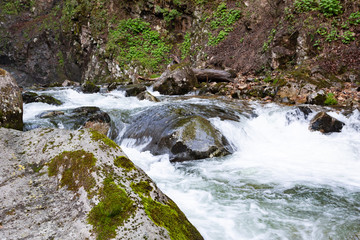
[88, 177, 136, 240]
[175, 116, 216, 143]
[114, 156, 135, 172]
[48, 150, 97, 193]
[29, 163, 44, 173]
[131, 181, 153, 197]
[142, 197, 203, 240]
[90, 130, 119, 150]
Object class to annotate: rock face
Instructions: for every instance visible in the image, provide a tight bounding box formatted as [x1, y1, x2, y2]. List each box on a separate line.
[0, 127, 203, 240]
[153, 65, 198, 95]
[121, 104, 234, 162]
[22, 91, 63, 105]
[0, 68, 23, 130]
[309, 112, 345, 133]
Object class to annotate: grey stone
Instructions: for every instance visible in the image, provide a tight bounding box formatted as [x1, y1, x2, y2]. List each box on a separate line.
[0, 128, 203, 240]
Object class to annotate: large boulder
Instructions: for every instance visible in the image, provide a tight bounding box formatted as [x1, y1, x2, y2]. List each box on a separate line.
[0, 128, 203, 240]
[22, 91, 63, 105]
[121, 104, 235, 162]
[309, 112, 345, 133]
[153, 64, 198, 95]
[0, 68, 23, 130]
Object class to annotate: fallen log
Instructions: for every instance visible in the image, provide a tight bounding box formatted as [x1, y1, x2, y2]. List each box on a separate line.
[192, 69, 235, 83]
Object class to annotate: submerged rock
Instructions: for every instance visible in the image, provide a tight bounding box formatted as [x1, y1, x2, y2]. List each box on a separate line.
[309, 112, 345, 133]
[121, 104, 234, 162]
[0, 128, 203, 240]
[22, 91, 63, 106]
[0, 68, 23, 130]
[153, 64, 198, 95]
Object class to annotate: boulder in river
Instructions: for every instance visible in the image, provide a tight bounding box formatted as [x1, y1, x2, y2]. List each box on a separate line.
[22, 91, 63, 105]
[136, 91, 160, 102]
[122, 84, 147, 97]
[309, 112, 345, 133]
[0, 68, 23, 130]
[153, 64, 198, 95]
[81, 80, 100, 93]
[0, 127, 203, 240]
[121, 104, 235, 162]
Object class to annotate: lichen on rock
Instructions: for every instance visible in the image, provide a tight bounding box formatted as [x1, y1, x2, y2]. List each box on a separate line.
[0, 127, 203, 240]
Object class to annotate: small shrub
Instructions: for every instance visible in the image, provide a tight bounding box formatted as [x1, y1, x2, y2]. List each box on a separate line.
[342, 31, 355, 44]
[207, 3, 241, 46]
[294, 0, 318, 13]
[348, 11, 360, 25]
[319, 0, 342, 17]
[324, 93, 338, 105]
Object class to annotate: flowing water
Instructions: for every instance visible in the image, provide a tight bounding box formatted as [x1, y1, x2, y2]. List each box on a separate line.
[24, 88, 360, 240]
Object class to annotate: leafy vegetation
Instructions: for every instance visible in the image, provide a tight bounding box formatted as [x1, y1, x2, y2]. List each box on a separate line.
[319, 0, 342, 17]
[324, 93, 338, 105]
[207, 3, 241, 46]
[107, 18, 171, 72]
[262, 29, 277, 52]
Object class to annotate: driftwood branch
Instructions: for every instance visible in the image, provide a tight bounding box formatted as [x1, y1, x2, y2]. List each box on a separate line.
[192, 69, 235, 83]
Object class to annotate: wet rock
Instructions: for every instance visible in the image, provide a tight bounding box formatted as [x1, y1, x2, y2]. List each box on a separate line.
[29, 107, 112, 135]
[286, 106, 313, 123]
[307, 90, 326, 105]
[38, 110, 65, 118]
[0, 128, 203, 240]
[0, 68, 23, 130]
[83, 112, 111, 135]
[62, 79, 80, 87]
[309, 112, 345, 133]
[136, 91, 160, 102]
[107, 82, 120, 92]
[81, 81, 100, 93]
[121, 104, 235, 162]
[153, 64, 198, 95]
[22, 91, 63, 105]
[122, 84, 147, 97]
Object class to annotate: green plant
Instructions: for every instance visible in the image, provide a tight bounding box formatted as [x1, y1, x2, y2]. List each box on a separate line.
[348, 11, 360, 25]
[294, 0, 318, 13]
[325, 29, 339, 42]
[181, 32, 192, 60]
[342, 30, 355, 44]
[262, 28, 276, 52]
[324, 93, 337, 105]
[319, 0, 342, 17]
[107, 18, 171, 72]
[207, 3, 241, 46]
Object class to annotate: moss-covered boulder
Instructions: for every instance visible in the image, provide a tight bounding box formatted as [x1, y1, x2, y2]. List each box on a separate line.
[153, 64, 198, 95]
[81, 81, 100, 93]
[121, 104, 234, 162]
[22, 91, 63, 105]
[0, 68, 23, 130]
[0, 128, 203, 240]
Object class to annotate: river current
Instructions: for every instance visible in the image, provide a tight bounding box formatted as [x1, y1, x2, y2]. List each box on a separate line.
[23, 88, 360, 240]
